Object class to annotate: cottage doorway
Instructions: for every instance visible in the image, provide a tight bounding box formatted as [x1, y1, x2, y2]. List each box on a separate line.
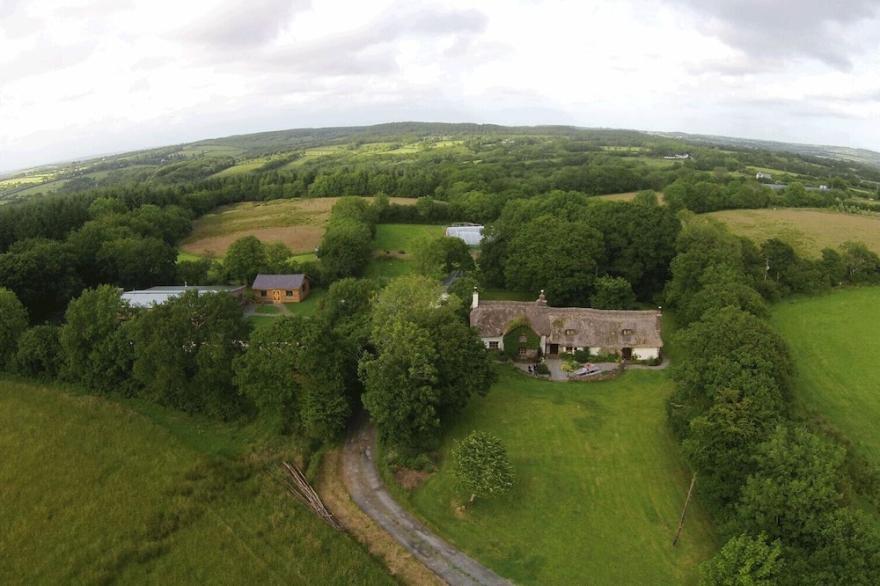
[621, 347, 633, 361]
[272, 290, 282, 303]
[548, 343, 559, 357]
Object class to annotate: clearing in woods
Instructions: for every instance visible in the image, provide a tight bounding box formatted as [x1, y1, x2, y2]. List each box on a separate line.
[0, 379, 393, 585]
[181, 196, 416, 257]
[771, 287, 880, 470]
[706, 208, 880, 258]
[386, 368, 716, 585]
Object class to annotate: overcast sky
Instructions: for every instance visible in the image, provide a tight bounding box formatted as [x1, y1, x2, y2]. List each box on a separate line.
[2, 0, 880, 172]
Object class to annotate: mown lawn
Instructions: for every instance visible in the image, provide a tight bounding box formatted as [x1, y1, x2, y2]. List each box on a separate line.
[365, 257, 416, 281]
[372, 224, 445, 255]
[284, 288, 326, 317]
[0, 379, 392, 585]
[771, 287, 880, 468]
[395, 368, 717, 585]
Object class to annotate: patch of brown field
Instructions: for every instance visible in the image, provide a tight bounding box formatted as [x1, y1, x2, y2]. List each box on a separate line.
[595, 191, 666, 204]
[394, 467, 432, 491]
[182, 196, 417, 257]
[317, 448, 443, 586]
[182, 225, 325, 256]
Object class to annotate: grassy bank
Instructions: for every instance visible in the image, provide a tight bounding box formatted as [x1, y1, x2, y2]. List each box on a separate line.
[0, 378, 393, 585]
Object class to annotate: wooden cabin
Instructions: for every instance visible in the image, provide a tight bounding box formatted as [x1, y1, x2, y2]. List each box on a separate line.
[252, 274, 310, 304]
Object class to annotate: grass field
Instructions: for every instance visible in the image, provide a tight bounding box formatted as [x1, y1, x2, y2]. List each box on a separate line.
[365, 257, 416, 280]
[182, 197, 416, 257]
[771, 287, 880, 468]
[392, 368, 716, 585]
[0, 378, 392, 585]
[372, 224, 445, 255]
[595, 191, 666, 204]
[707, 208, 880, 258]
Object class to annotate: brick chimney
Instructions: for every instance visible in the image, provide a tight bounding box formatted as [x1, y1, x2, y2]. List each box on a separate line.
[536, 289, 547, 306]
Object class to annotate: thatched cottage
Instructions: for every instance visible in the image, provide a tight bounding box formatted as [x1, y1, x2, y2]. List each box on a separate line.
[469, 289, 663, 360]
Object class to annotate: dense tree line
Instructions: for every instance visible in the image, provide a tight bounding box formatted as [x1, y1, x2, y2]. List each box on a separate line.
[663, 217, 880, 584]
[480, 190, 679, 304]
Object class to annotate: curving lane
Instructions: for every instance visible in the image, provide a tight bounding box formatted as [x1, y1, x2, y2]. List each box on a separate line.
[342, 422, 512, 586]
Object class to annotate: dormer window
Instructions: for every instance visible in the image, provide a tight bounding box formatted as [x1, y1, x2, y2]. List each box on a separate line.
[621, 328, 633, 336]
[565, 329, 576, 336]
[519, 335, 528, 343]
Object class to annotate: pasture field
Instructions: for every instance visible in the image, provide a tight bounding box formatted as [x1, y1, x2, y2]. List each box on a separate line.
[182, 197, 416, 257]
[0, 379, 392, 585]
[390, 368, 716, 585]
[771, 287, 880, 468]
[210, 158, 270, 177]
[595, 191, 667, 204]
[707, 208, 880, 258]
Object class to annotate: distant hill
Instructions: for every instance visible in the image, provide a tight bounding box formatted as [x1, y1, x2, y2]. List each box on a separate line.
[3, 121, 879, 205]
[653, 131, 880, 171]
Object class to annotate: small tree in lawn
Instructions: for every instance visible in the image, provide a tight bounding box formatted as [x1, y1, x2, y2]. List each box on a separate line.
[451, 431, 513, 506]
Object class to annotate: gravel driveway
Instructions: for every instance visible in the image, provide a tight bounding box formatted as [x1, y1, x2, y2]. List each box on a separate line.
[342, 422, 512, 586]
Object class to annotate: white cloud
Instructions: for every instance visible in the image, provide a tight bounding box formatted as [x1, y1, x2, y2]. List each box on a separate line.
[1, 0, 879, 172]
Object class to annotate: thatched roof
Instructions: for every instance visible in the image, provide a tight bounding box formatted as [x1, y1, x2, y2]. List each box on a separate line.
[470, 300, 662, 349]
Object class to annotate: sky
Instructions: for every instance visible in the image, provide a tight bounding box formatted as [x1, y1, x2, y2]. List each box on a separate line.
[2, 0, 880, 172]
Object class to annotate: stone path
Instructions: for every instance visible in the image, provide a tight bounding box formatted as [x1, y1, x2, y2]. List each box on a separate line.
[342, 422, 512, 586]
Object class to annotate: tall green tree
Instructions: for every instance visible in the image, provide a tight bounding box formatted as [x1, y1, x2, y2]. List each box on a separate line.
[225, 236, 267, 285]
[670, 307, 792, 436]
[737, 425, 845, 547]
[60, 285, 134, 392]
[13, 325, 62, 380]
[590, 275, 636, 309]
[359, 276, 494, 454]
[130, 291, 249, 418]
[317, 219, 372, 282]
[504, 215, 603, 305]
[0, 288, 28, 369]
[700, 533, 783, 586]
[413, 236, 475, 279]
[234, 316, 351, 438]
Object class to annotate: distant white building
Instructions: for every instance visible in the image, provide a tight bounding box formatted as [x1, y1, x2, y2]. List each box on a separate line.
[121, 285, 245, 308]
[756, 171, 773, 181]
[663, 153, 691, 160]
[445, 223, 484, 247]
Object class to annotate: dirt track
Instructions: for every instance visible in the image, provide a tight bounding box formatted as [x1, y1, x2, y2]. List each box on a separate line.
[341, 422, 511, 586]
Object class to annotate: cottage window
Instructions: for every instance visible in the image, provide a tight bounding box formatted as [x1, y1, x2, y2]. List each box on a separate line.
[565, 329, 576, 335]
[260, 290, 267, 297]
[285, 290, 294, 296]
[621, 328, 633, 336]
[518, 347, 527, 357]
[565, 346, 574, 353]
[518, 335, 528, 343]
[488, 341, 499, 350]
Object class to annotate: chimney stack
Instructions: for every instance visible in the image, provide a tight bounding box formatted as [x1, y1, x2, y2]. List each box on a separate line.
[536, 289, 547, 306]
[471, 286, 479, 309]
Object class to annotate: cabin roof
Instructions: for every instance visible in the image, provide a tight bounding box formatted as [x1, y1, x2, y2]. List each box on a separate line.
[252, 273, 306, 290]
